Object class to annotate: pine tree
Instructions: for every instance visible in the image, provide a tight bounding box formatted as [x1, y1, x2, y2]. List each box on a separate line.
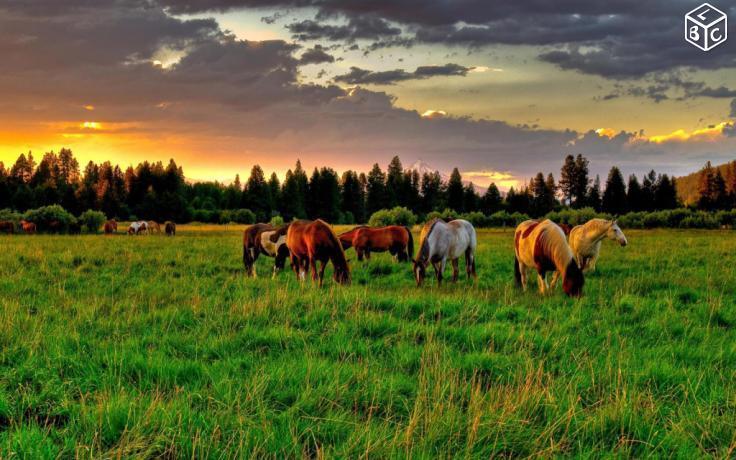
[224, 174, 242, 209]
[268, 173, 281, 216]
[530, 172, 555, 217]
[714, 169, 728, 209]
[641, 169, 657, 211]
[366, 163, 387, 216]
[587, 175, 602, 211]
[572, 154, 590, 208]
[341, 170, 365, 224]
[480, 183, 502, 215]
[243, 164, 271, 220]
[627, 175, 643, 212]
[420, 171, 442, 213]
[602, 166, 627, 214]
[697, 161, 717, 210]
[446, 167, 464, 212]
[559, 154, 576, 206]
[462, 183, 479, 213]
[654, 174, 678, 210]
[385, 156, 404, 208]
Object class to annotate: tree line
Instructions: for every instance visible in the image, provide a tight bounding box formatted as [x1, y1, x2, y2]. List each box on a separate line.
[0, 148, 727, 224]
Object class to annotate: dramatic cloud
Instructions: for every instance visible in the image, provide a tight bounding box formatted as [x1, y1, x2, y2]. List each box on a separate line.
[298, 45, 335, 65]
[334, 63, 472, 85]
[287, 17, 401, 43]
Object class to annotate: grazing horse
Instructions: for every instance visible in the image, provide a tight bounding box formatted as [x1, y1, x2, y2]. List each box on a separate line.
[568, 218, 627, 273]
[413, 219, 477, 287]
[286, 219, 350, 287]
[164, 221, 176, 236]
[0, 221, 15, 234]
[353, 226, 414, 262]
[148, 221, 161, 234]
[514, 219, 583, 297]
[19, 220, 36, 234]
[259, 224, 291, 276]
[242, 223, 274, 277]
[338, 225, 367, 249]
[127, 221, 148, 235]
[104, 219, 117, 235]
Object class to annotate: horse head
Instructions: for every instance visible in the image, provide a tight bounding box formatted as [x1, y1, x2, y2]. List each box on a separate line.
[563, 260, 584, 297]
[412, 259, 427, 287]
[607, 220, 627, 246]
[333, 265, 351, 285]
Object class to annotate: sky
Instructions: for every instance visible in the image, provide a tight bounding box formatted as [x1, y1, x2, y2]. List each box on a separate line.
[1, 0, 735, 189]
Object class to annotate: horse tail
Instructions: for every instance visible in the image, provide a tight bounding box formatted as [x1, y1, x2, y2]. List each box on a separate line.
[514, 255, 522, 287]
[404, 226, 414, 260]
[320, 220, 350, 280]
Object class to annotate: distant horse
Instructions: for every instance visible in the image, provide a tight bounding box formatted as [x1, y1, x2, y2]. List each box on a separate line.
[0, 221, 15, 234]
[338, 225, 367, 249]
[104, 219, 117, 235]
[353, 226, 414, 262]
[568, 218, 627, 273]
[127, 221, 148, 235]
[287, 219, 350, 287]
[164, 221, 176, 236]
[19, 220, 36, 234]
[514, 219, 583, 297]
[413, 219, 477, 287]
[259, 224, 291, 276]
[148, 221, 161, 234]
[242, 223, 274, 277]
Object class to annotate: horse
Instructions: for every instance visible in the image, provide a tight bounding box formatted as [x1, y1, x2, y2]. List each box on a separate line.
[338, 225, 367, 249]
[0, 221, 15, 234]
[413, 219, 477, 287]
[352, 226, 414, 262]
[259, 224, 291, 276]
[104, 219, 117, 235]
[514, 219, 583, 297]
[164, 221, 176, 236]
[568, 218, 627, 273]
[19, 220, 36, 234]
[242, 223, 274, 277]
[558, 223, 573, 236]
[148, 221, 161, 234]
[127, 221, 148, 235]
[286, 219, 350, 287]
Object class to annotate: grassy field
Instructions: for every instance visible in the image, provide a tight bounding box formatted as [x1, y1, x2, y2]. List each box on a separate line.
[0, 225, 735, 457]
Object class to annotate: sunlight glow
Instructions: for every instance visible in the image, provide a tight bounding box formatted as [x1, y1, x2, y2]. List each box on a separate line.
[648, 122, 731, 143]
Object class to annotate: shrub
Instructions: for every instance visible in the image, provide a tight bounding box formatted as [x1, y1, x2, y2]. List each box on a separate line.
[368, 207, 417, 227]
[458, 212, 489, 228]
[0, 209, 22, 224]
[191, 209, 220, 223]
[78, 210, 107, 233]
[232, 209, 256, 224]
[23, 205, 77, 233]
[269, 215, 285, 226]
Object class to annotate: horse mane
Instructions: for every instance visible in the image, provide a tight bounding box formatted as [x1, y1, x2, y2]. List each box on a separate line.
[404, 226, 414, 259]
[416, 218, 441, 263]
[269, 224, 290, 243]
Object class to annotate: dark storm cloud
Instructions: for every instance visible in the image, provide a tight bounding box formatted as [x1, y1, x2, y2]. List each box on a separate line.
[334, 63, 472, 85]
[287, 17, 401, 42]
[298, 45, 335, 65]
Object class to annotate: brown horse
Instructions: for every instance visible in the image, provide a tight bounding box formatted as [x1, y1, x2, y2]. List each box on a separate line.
[286, 219, 350, 287]
[352, 226, 414, 262]
[338, 225, 367, 249]
[104, 219, 117, 235]
[243, 223, 274, 277]
[148, 221, 161, 234]
[0, 221, 15, 234]
[165, 221, 176, 236]
[19, 220, 36, 234]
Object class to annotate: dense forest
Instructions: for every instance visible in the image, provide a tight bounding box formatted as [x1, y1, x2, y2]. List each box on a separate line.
[0, 148, 730, 224]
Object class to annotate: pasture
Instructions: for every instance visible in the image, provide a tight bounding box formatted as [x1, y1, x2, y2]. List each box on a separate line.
[0, 226, 735, 457]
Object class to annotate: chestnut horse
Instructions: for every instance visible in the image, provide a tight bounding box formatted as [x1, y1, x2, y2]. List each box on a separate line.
[514, 219, 583, 297]
[0, 221, 15, 234]
[352, 226, 414, 262]
[148, 221, 161, 234]
[20, 220, 36, 234]
[164, 221, 176, 236]
[104, 219, 117, 235]
[286, 219, 350, 287]
[242, 223, 274, 277]
[338, 225, 367, 249]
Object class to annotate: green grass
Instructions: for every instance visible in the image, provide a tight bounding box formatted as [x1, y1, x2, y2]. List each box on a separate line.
[0, 225, 735, 457]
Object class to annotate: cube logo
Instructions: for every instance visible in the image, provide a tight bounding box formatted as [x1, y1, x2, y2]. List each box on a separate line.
[686, 3, 727, 51]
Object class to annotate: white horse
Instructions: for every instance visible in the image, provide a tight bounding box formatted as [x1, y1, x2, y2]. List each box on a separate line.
[127, 221, 148, 235]
[568, 218, 627, 273]
[413, 219, 477, 286]
[259, 225, 290, 276]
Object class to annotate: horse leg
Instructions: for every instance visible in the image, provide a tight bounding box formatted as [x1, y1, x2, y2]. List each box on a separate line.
[365, 249, 371, 260]
[588, 253, 599, 272]
[451, 258, 459, 282]
[310, 258, 318, 283]
[465, 249, 476, 280]
[537, 271, 548, 295]
[550, 271, 560, 289]
[357, 248, 364, 262]
[520, 262, 528, 291]
[318, 260, 327, 288]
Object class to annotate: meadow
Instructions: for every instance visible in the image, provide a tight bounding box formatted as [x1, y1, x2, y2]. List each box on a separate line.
[0, 225, 735, 458]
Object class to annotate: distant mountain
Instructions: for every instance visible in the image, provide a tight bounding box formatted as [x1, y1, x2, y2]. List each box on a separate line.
[408, 159, 488, 195]
[675, 160, 735, 206]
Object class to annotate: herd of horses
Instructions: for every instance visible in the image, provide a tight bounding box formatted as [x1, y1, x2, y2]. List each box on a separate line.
[242, 217, 627, 296]
[122, 220, 176, 236]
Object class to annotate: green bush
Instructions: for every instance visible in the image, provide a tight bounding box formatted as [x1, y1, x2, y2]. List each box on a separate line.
[368, 207, 417, 227]
[0, 208, 22, 223]
[23, 205, 77, 233]
[270, 215, 285, 226]
[78, 209, 107, 233]
[232, 209, 256, 224]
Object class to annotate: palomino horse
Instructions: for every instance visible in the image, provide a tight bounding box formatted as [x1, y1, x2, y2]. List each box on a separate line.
[127, 221, 148, 235]
[259, 224, 291, 276]
[413, 219, 477, 286]
[148, 221, 161, 234]
[352, 226, 414, 262]
[242, 223, 274, 277]
[286, 219, 350, 287]
[19, 220, 36, 234]
[338, 225, 367, 249]
[568, 218, 627, 273]
[514, 219, 583, 297]
[104, 219, 117, 235]
[0, 221, 13, 234]
[164, 221, 176, 236]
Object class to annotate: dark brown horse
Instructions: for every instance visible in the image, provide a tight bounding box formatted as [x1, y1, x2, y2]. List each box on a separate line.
[353, 226, 414, 262]
[20, 220, 36, 234]
[242, 223, 274, 277]
[0, 221, 15, 234]
[286, 219, 350, 287]
[104, 219, 117, 235]
[164, 221, 176, 236]
[338, 225, 367, 249]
